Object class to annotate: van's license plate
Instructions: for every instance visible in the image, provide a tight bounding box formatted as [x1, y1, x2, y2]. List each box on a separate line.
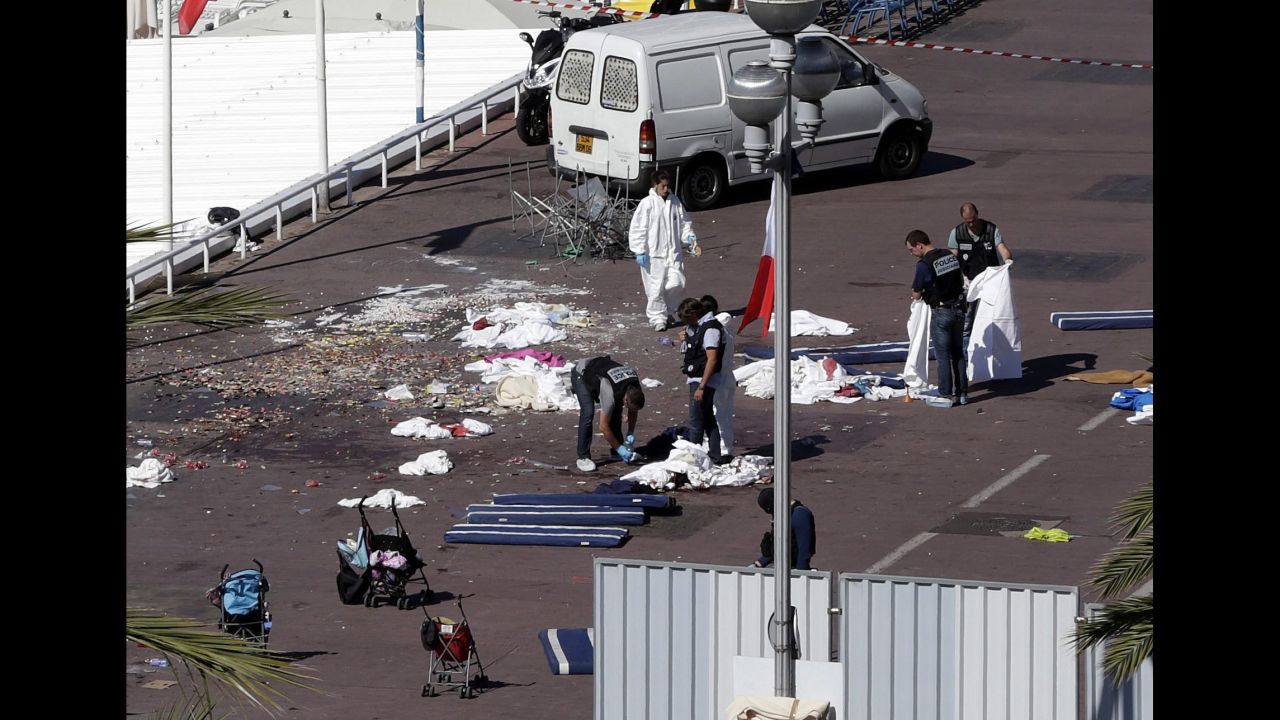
[575, 134, 593, 154]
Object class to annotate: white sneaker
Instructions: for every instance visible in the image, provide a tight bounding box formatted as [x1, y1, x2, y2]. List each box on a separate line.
[576, 458, 597, 472]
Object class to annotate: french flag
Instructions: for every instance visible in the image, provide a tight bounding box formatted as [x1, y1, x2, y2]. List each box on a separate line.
[738, 178, 776, 337]
[178, 0, 211, 36]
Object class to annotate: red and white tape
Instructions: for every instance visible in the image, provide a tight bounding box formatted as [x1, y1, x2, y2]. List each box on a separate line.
[847, 35, 1153, 70]
[509, 0, 662, 20]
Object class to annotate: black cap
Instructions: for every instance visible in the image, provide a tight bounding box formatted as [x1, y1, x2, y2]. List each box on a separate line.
[757, 487, 774, 514]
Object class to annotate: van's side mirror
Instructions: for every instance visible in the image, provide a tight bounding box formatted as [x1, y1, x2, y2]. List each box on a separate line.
[840, 60, 862, 86]
[863, 63, 880, 85]
[518, 32, 533, 46]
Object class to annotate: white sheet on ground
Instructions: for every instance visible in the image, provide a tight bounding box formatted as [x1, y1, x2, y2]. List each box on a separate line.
[736, 357, 907, 404]
[384, 384, 415, 401]
[391, 417, 453, 439]
[398, 450, 453, 476]
[450, 302, 585, 350]
[966, 262, 1022, 381]
[621, 440, 773, 490]
[461, 418, 493, 436]
[338, 488, 425, 509]
[126, 458, 175, 488]
[768, 310, 857, 336]
[903, 299, 931, 389]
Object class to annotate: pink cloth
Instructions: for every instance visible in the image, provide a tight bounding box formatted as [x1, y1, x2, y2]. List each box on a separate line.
[482, 349, 566, 367]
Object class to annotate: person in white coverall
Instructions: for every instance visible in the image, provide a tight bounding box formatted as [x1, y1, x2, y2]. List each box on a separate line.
[629, 170, 698, 331]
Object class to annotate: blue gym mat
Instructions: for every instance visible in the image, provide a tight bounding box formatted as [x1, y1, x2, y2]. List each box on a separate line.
[491, 492, 673, 509]
[466, 503, 647, 526]
[443, 524, 630, 548]
[1050, 310, 1153, 331]
[538, 628, 594, 675]
[742, 340, 933, 364]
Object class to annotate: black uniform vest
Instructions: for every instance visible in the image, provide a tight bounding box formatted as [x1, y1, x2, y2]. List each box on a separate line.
[582, 356, 639, 403]
[682, 318, 725, 378]
[921, 247, 964, 307]
[953, 220, 1001, 280]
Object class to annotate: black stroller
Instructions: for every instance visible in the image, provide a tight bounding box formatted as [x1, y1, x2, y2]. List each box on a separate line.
[421, 595, 488, 699]
[208, 559, 271, 647]
[335, 496, 432, 610]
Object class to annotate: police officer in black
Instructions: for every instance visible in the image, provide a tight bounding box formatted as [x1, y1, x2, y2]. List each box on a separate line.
[570, 356, 646, 472]
[677, 297, 729, 464]
[906, 229, 969, 406]
[946, 202, 1013, 353]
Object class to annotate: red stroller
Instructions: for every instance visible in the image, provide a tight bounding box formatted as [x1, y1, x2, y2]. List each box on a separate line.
[421, 595, 488, 699]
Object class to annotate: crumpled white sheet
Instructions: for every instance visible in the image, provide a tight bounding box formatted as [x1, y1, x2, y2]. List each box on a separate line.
[451, 302, 584, 350]
[735, 357, 907, 404]
[384, 384, 415, 401]
[903, 299, 931, 389]
[462, 418, 493, 436]
[642, 378, 663, 388]
[621, 441, 773, 490]
[494, 372, 578, 412]
[398, 450, 453, 475]
[338, 488, 425, 509]
[126, 458, 175, 489]
[391, 417, 454, 439]
[768, 310, 857, 336]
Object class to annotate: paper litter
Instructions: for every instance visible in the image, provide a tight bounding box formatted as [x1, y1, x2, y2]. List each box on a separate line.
[427, 382, 450, 394]
[384, 384, 415, 401]
[127, 458, 175, 489]
[398, 450, 453, 476]
[641, 378, 664, 388]
[768, 310, 858, 336]
[338, 488, 426, 509]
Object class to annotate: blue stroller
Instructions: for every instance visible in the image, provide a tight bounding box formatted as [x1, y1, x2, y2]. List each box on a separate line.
[208, 560, 272, 647]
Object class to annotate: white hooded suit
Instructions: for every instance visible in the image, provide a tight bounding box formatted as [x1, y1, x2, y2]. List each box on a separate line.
[629, 188, 693, 328]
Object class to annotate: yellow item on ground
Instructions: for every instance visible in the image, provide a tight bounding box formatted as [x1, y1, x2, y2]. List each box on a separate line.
[1024, 527, 1072, 542]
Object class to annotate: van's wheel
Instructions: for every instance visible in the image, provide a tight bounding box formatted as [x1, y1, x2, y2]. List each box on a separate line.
[876, 127, 923, 180]
[679, 158, 727, 211]
[516, 105, 549, 146]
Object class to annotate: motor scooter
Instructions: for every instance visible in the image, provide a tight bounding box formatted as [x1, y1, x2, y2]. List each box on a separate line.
[516, 8, 622, 146]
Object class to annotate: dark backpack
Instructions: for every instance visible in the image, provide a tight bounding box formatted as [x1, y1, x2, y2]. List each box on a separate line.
[335, 550, 370, 605]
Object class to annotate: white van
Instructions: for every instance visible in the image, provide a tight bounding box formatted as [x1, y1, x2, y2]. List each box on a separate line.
[546, 12, 932, 210]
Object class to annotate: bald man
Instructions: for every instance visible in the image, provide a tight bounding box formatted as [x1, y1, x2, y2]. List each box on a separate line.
[947, 202, 1013, 356]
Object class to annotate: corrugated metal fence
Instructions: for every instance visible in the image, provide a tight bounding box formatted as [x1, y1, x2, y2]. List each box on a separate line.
[594, 559, 832, 720]
[839, 574, 1079, 720]
[595, 560, 1109, 720]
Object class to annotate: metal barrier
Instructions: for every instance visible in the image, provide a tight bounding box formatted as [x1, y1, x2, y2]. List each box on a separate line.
[839, 573, 1079, 720]
[125, 72, 524, 303]
[593, 559, 833, 720]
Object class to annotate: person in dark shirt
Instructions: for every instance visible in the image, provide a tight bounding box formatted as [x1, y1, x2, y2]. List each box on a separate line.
[752, 487, 816, 571]
[907, 229, 968, 406]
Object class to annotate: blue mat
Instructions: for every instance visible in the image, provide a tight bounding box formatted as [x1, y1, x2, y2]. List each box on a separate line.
[443, 524, 629, 548]
[491, 492, 673, 509]
[538, 628, 594, 675]
[466, 503, 647, 526]
[743, 340, 933, 364]
[1050, 310, 1153, 331]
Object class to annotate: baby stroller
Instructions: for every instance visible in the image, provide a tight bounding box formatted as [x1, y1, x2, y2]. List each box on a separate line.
[421, 595, 488, 699]
[208, 560, 271, 647]
[335, 496, 432, 609]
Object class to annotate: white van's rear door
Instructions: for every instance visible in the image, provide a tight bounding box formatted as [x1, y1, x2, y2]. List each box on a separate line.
[551, 34, 646, 183]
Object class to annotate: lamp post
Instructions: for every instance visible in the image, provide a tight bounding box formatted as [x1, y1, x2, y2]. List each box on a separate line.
[727, 0, 839, 699]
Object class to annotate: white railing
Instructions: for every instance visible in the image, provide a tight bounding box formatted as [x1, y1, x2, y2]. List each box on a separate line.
[126, 71, 525, 303]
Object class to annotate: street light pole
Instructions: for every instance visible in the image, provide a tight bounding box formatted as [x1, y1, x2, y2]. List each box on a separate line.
[316, 0, 331, 214]
[728, 0, 838, 700]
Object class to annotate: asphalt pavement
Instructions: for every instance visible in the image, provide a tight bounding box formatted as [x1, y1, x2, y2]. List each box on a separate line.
[125, 1, 1152, 716]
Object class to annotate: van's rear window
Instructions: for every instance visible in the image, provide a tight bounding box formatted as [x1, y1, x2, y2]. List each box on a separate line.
[600, 57, 638, 113]
[557, 50, 595, 105]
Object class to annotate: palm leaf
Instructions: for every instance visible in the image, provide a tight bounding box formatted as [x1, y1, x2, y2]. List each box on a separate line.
[126, 286, 289, 331]
[1111, 483, 1152, 539]
[1073, 594, 1153, 682]
[128, 220, 193, 244]
[126, 608, 318, 715]
[1087, 531, 1153, 598]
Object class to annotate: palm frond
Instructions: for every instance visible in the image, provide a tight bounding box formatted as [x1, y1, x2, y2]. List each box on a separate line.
[1087, 531, 1153, 598]
[126, 608, 317, 715]
[128, 220, 193, 244]
[126, 286, 289, 331]
[1073, 594, 1153, 682]
[1110, 483, 1153, 539]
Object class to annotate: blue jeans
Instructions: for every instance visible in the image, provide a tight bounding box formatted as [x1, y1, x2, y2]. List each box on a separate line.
[931, 305, 968, 398]
[687, 382, 722, 461]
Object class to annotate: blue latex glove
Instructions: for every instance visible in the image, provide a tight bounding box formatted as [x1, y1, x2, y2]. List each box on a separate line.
[616, 445, 635, 463]
[635, 253, 649, 270]
[625, 433, 635, 447]
[684, 232, 697, 246]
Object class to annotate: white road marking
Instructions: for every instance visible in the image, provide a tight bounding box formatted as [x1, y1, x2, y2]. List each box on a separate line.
[865, 532, 938, 574]
[1078, 408, 1120, 432]
[960, 454, 1052, 508]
